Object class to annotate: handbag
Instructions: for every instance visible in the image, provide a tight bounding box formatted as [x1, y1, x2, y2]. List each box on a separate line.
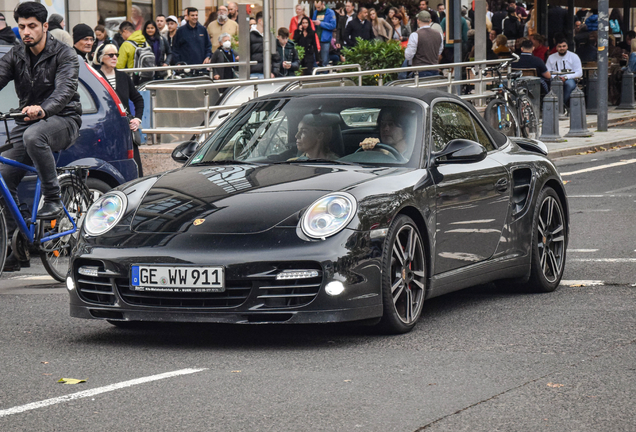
[128, 115, 142, 146]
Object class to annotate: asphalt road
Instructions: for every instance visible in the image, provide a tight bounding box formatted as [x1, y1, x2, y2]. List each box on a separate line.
[0, 146, 635, 431]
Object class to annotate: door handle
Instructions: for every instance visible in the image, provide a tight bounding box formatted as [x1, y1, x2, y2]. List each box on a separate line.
[495, 178, 508, 192]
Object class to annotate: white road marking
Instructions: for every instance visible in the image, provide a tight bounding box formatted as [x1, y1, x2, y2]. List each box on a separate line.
[9, 275, 54, 281]
[560, 158, 636, 176]
[570, 258, 636, 263]
[568, 249, 598, 253]
[560, 280, 604, 287]
[0, 368, 207, 418]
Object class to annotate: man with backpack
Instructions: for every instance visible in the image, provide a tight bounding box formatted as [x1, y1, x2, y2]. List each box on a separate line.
[116, 21, 154, 83]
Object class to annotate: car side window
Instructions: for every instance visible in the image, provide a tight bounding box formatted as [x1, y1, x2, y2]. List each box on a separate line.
[431, 102, 477, 152]
[471, 116, 496, 152]
[78, 82, 97, 114]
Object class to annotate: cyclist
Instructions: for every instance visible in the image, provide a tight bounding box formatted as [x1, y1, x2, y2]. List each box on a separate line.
[0, 2, 82, 271]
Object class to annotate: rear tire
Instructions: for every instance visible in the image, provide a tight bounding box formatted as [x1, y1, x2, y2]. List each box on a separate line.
[377, 215, 427, 334]
[521, 187, 567, 293]
[485, 99, 520, 137]
[518, 95, 539, 139]
[40, 175, 92, 282]
[0, 210, 7, 278]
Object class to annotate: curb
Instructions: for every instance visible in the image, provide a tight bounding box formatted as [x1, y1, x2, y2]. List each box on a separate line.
[549, 137, 636, 159]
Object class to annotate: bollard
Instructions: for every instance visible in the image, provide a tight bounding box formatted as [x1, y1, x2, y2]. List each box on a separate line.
[539, 90, 566, 142]
[617, 69, 636, 110]
[586, 71, 598, 114]
[565, 87, 593, 137]
[551, 77, 567, 119]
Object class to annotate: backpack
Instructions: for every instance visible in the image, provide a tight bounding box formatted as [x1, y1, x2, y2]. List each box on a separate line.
[126, 40, 155, 80]
[610, 19, 621, 35]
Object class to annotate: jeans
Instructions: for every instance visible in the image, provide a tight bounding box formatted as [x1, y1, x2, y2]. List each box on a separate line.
[563, 79, 577, 106]
[0, 115, 79, 209]
[398, 59, 440, 80]
[320, 42, 330, 66]
[250, 73, 264, 79]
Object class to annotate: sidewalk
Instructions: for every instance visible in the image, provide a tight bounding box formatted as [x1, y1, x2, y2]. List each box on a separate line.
[139, 107, 636, 175]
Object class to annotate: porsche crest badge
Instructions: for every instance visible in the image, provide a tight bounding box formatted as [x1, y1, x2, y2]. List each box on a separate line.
[193, 219, 205, 226]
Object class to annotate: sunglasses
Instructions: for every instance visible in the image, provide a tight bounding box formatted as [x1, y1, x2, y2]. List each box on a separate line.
[104, 53, 119, 58]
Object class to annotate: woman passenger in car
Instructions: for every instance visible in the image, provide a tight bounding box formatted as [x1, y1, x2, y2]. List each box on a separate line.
[293, 113, 339, 160]
[360, 107, 413, 158]
[93, 43, 145, 176]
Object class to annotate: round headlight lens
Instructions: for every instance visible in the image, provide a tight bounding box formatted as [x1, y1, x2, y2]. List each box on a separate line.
[302, 193, 356, 239]
[84, 192, 127, 236]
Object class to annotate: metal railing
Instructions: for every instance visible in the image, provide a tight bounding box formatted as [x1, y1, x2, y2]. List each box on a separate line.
[312, 64, 363, 86]
[122, 61, 257, 78]
[141, 57, 513, 141]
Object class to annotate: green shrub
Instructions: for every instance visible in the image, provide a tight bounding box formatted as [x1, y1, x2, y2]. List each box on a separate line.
[341, 39, 405, 85]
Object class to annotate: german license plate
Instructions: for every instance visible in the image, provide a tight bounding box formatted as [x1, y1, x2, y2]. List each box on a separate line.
[131, 265, 225, 293]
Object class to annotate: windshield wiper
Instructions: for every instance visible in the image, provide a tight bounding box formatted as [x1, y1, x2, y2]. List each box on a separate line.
[275, 158, 359, 166]
[190, 160, 260, 166]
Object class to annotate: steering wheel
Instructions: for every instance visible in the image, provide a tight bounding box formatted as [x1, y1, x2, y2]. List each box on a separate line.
[356, 143, 406, 162]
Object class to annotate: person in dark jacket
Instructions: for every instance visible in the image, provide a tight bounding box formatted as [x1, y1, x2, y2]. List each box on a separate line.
[142, 20, 172, 79]
[0, 2, 82, 270]
[502, 7, 523, 40]
[276, 27, 299, 77]
[294, 16, 318, 75]
[0, 13, 17, 45]
[93, 43, 144, 177]
[72, 23, 94, 62]
[172, 7, 211, 66]
[211, 33, 238, 81]
[250, 12, 281, 78]
[547, 5, 568, 48]
[343, 7, 373, 48]
[491, 3, 508, 35]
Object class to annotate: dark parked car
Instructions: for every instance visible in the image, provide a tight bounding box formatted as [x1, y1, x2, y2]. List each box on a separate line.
[0, 46, 138, 200]
[67, 88, 569, 334]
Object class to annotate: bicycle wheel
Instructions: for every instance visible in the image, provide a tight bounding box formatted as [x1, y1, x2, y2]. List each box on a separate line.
[485, 99, 520, 137]
[0, 209, 7, 278]
[518, 95, 539, 140]
[40, 174, 92, 282]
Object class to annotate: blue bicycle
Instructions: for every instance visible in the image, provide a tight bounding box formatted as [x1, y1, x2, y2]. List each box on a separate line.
[0, 111, 92, 281]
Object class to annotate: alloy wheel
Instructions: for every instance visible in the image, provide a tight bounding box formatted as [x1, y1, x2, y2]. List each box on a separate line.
[390, 224, 426, 324]
[537, 195, 565, 283]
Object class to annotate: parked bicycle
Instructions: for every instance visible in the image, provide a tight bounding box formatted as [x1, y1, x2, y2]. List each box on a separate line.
[482, 58, 539, 140]
[0, 111, 92, 282]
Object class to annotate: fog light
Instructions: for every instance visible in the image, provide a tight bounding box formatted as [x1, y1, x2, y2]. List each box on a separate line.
[276, 270, 320, 280]
[78, 266, 100, 277]
[325, 281, 345, 296]
[66, 277, 75, 291]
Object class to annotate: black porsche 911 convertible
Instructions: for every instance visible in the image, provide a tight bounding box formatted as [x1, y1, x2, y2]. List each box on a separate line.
[67, 88, 569, 334]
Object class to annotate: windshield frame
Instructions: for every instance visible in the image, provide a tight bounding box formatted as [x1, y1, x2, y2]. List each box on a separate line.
[187, 94, 427, 169]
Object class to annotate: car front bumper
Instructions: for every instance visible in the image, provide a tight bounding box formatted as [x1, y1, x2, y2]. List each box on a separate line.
[68, 227, 386, 324]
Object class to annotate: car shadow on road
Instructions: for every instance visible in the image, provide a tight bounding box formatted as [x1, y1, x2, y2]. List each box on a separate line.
[69, 282, 542, 350]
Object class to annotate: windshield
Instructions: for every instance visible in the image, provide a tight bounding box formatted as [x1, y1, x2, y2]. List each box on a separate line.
[191, 96, 423, 167]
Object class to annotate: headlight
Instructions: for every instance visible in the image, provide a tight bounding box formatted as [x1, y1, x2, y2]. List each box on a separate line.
[301, 192, 356, 239]
[84, 191, 127, 236]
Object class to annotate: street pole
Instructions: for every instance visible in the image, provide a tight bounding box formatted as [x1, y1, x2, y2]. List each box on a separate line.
[453, 0, 462, 95]
[597, 0, 609, 131]
[263, 0, 271, 79]
[237, 4, 250, 80]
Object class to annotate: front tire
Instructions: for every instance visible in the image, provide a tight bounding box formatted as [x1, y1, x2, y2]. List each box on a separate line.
[0, 210, 7, 278]
[377, 215, 427, 334]
[40, 175, 92, 282]
[485, 99, 520, 137]
[522, 187, 567, 293]
[86, 178, 111, 202]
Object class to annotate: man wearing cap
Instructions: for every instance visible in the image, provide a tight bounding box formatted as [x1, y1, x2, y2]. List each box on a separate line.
[165, 15, 179, 53]
[0, 1, 82, 270]
[404, 11, 443, 78]
[72, 23, 94, 62]
[0, 13, 17, 45]
[47, 13, 72, 47]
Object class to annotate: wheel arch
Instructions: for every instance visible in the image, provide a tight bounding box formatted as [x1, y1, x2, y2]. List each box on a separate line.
[88, 170, 119, 189]
[542, 177, 570, 242]
[396, 205, 433, 289]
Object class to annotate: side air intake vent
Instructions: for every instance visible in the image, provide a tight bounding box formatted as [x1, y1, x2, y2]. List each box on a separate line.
[512, 168, 532, 216]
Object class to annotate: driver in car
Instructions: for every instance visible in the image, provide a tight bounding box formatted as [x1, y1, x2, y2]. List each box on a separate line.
[359, 107, 414, 158]
[292, 112, 340, 160]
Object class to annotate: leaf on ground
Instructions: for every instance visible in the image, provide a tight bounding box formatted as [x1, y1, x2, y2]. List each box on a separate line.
[58, 378, 87, 385]
[231, 370, 241, 373]
[562, 180, 569, 184]
[41, 361, 49, 364]
[344, 379, 352, 382]
[546, 382, 564, 388]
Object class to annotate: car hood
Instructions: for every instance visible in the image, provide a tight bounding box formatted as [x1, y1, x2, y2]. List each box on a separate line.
[131, 164, 384, 234]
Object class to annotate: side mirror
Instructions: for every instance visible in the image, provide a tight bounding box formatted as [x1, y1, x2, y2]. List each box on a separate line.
[433, 139, 487, 165]
[171, 140, 199, 163]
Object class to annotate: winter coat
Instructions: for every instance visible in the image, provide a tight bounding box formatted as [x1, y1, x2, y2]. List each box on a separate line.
[276, 39, 300, 77]
[211, 47, 238, 80]
[585, 14, 599, 31]
[172, 22, 212, 65]
[95, 65, 144, 118]
[0, 27, 17, 45]
[343, 17, 373, 47]
[48, 28, 73, 47]
[249, 29, 281, 76]
[116, 30, 146, 69]
[372, 18, 393, 41]
[0, 33, 81, 120]
[502, 15, 523, 40]
[312, 8, 337, 43]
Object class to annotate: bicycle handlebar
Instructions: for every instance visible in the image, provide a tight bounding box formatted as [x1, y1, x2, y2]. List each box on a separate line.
[0, 111, 28, 121]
